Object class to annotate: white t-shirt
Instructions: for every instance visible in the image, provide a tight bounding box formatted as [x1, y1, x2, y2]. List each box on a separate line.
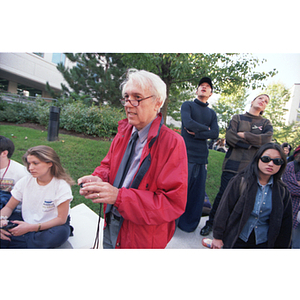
[0, 160, 28, 193]
[11, 175, 73, 224]
[0, 160, 28, 211]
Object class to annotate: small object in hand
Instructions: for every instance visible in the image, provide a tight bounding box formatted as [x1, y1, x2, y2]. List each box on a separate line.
[79, 183, 84, 188]
[202, 238, 213, 248]
[1, 221, 18, 231]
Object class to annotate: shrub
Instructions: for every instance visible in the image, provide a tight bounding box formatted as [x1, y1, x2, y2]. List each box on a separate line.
[0, 98, 125, 138]
[0, 100, 39, 123]
[60, 102, 125, 137]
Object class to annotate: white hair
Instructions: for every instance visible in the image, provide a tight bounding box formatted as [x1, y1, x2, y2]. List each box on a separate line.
[121, 69, 167, 109]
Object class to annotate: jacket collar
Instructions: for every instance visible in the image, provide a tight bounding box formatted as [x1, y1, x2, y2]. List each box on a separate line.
[118, 113, 164, 143]
[194, 98, 209, 107]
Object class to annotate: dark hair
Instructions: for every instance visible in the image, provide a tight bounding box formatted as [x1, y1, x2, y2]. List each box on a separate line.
[241, 142, 287, 184]
[281, 142, 292, 156]
[294, 153, 300, 163]
[197, 77, 213, 92]
[0, 135, 15, 158]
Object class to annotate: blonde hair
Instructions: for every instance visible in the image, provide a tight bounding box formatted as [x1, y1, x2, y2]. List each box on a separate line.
[22, 145, 75, 186]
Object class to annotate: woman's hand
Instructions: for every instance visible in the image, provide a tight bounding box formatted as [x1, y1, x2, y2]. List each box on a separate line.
[0, 228, 12, 241]
[212, 238, 224, 249]
[237, 132, 245, 139]
[9, 221, 35, 236]
[0, 220, 32, 240]
[0, 219, 8, 228]
[80, 181, 119, 205]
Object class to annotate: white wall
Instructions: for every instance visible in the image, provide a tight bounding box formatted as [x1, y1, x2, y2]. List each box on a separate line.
[0, 52, 74, 92]
[285, 84, 300, 124]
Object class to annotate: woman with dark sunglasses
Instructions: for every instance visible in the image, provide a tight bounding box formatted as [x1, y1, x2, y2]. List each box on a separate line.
[212, 143, 292, 249]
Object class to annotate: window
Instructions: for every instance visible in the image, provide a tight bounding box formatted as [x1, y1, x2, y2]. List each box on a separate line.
[52, 53, 66, 65]
[17, 84, 42, 97]
[33, 53, 44, 58]
[0, 78, 9, 91]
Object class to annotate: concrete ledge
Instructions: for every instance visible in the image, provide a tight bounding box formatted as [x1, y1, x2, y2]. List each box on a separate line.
[58, 203, 104, 249]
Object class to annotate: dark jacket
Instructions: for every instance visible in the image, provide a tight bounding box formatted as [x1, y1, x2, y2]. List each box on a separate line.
[223, 112, 273, 174]
[181, 99, 219, 164]
[213, 174, 292, 248]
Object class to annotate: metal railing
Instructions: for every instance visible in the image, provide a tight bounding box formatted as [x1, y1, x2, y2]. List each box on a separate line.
[0, 91, 57, 104]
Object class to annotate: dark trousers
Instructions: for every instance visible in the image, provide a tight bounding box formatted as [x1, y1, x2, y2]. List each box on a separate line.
[0, 214, 71, 249]
[178, 163, 206, 232]
[103, 213, 121, 249]
[233, 230, 268, 249]
[206, 171, 236, 227]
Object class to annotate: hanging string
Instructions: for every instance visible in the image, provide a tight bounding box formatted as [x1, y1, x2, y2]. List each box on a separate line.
[0, 160, 11, 185]
[92, 203, 102, 249]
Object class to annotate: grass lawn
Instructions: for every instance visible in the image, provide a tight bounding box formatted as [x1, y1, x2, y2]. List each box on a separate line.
[1, 124, 224, 213]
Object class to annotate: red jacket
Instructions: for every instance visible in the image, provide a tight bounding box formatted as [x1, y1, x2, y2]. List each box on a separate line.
[92, 113, 188, 248]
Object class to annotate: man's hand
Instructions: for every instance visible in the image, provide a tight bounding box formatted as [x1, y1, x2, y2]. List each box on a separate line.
[80, 181, 119, 205]
[184, 127, 195, 135]
[78, 175, 103, 196]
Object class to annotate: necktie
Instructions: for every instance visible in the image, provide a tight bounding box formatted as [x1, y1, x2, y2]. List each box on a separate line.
[106, 130, 139, 214]
[115, 130, 139, 188]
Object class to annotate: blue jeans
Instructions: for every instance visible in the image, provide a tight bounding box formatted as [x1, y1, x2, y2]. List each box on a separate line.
[0, 215, 71, 249]
[178, 163, 206, 232]
[0, 191, 12, 209]
[233, 230, 268, 249]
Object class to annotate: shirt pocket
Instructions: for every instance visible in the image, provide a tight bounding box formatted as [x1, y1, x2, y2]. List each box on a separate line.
[42, 199, 55, 212]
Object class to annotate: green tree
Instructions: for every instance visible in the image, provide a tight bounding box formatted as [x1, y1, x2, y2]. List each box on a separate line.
[122, 53, 277, 123]
[263, 82, 300, 148]
[53, 53, 127, 107]
[212, 87, 248, 136]
[52, 53, 277, 124]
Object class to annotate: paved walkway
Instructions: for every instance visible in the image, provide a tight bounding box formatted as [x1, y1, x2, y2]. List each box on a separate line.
[166, 216, 213, 249]
[59, 204, 213, 249]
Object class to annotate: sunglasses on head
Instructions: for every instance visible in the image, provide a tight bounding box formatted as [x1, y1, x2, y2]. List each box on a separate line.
[260, 156, 284, 166]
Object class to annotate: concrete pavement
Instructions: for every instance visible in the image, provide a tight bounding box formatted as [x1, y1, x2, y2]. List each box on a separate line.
[59, 204, 213, 249]
[166, 215, 213, 249]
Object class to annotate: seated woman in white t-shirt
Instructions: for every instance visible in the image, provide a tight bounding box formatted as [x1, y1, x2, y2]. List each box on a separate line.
[0, 145, 74, 248]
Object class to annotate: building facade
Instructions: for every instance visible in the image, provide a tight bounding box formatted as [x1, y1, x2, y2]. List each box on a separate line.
[0, 52, 74, 98]
[285, 83, 300, 124]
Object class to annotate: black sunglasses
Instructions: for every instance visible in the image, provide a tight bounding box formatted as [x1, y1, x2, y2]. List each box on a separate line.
[260, 156, 284, 166]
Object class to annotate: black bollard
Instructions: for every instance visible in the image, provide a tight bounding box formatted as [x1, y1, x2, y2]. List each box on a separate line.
[47, 106, 60, 141]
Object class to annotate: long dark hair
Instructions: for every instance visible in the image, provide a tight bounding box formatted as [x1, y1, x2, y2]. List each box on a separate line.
[241, 143, 287, 184]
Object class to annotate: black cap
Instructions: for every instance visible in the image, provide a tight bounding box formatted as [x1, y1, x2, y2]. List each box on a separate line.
[198, 77, 213, 91]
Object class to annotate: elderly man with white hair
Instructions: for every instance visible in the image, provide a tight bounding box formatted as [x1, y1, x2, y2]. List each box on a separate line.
[78, 69, 188, 249]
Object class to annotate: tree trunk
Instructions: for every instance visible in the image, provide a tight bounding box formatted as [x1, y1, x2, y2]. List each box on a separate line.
[160, 98, 169, 124]
[161, 79, 171, 124]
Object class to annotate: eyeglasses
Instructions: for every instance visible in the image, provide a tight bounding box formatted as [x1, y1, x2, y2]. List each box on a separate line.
[120, 95, 154, 107]
[260, 156, 284, 166]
